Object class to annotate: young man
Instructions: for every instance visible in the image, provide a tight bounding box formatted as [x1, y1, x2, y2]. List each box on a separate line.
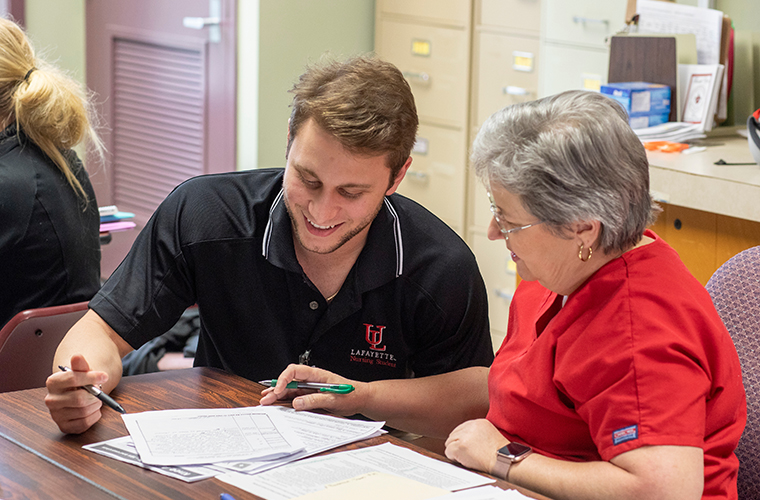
[45, 56, 493, 434]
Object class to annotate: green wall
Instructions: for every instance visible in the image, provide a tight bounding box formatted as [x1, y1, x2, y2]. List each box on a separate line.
[255, 0, 375, 169]
[24, 0, 86, 83]
[717, 0, 759, 31]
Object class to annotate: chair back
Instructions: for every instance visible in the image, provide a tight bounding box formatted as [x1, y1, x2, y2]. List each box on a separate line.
[0, 302, 89, 392]
[706, 246, 760, 498]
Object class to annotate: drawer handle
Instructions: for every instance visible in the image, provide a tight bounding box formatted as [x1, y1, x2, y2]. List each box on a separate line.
[503, 86, 531, 96]
[572, 16, 609, 27]
[494, 289, 513, 301]
[402, 71, 431, 86]
[406, 171, 429, 183]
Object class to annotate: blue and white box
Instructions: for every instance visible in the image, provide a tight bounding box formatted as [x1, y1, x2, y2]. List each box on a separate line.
[600, 82, 671, 116]
[628, 113, 670, 129]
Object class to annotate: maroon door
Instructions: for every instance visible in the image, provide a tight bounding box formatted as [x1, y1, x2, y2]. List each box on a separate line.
[86, 0, 237, 276]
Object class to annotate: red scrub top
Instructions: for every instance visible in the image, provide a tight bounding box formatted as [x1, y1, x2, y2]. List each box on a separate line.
[487, 230, 746, 499]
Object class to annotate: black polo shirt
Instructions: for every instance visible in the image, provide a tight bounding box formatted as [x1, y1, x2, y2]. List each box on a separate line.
[0, 125, 100, 328]
[91, 169, 493, 382]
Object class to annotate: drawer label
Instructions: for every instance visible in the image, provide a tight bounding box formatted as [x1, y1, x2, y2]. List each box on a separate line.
[411, 39, 431, 57]
[582, 73, 602, 91]
[512, 51, 534, 72]
[412, 137, 429, 155]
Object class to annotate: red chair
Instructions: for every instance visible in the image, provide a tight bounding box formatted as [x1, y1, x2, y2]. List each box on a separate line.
[0, 302, 89, 392]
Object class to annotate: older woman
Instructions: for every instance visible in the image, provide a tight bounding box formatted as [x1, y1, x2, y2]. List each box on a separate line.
[261, 90, 746, 500]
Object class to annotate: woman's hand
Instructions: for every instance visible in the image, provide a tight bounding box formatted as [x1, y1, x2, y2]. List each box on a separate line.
[444, 418, 508, 475]
[259, 364, 370, 416]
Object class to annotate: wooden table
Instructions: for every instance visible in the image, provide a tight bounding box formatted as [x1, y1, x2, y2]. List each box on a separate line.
[0, 368, 536, 499]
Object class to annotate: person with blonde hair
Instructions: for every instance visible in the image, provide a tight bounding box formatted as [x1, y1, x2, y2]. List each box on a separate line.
[0, 17, 103, 328]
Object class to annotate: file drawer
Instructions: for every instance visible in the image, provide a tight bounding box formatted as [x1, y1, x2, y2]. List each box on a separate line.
[378, 0, 471, 28]
[539, 42, 609, 97]
[543, 0, 627, 49]
[471, 230, 516, 350]
[376, 19, 470, 128]
[397, 123, 467, 234]
[478, 0, 540, 35]
[469, 174, 492, 231]
[473, 32, 540, 128]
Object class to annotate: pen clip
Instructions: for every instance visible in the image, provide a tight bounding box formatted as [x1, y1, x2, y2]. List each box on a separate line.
[319, 385, 354, 394]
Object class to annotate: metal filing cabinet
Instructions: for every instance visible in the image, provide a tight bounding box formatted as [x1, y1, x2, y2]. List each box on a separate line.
[467, 0, 541, 348]
[375, 0, 631, 350]
[539, 0, 628, 96]
[375, 0, 472, 235]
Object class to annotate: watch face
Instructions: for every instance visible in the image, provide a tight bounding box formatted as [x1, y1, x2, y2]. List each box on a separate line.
[499, 442, 531, 458]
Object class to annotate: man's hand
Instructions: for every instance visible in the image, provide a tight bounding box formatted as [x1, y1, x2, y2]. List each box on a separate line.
[259, 363, 370, 416]
[444, 418, 508, 474]
[44, 354, 108, 434]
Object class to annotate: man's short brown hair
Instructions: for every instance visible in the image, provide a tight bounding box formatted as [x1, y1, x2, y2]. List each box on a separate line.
[287, 55, 419, 181]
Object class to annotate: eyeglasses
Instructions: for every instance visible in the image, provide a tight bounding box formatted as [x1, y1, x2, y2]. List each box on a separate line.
[487, 191, 545, 238]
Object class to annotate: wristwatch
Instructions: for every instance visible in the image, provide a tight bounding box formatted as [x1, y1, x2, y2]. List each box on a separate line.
[493, 442, 532, 481]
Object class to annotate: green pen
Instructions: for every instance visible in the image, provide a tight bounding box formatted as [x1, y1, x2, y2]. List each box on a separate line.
[258, 379, 355, 394]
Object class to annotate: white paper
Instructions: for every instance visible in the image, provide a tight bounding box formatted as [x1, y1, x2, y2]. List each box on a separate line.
[83, 436, 219, 482]
[218, 442, 494, 500]
[213, 407, 386, 474]
[636, 0, 723, 65]
[122, 406, 304, 466]
[86, 408, 385, 479]
[429, 485, 533, 499]
[633, 121, 705, 143]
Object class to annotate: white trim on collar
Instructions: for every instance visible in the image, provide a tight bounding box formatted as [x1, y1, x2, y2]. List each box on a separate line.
[263, 191, 404, 277]
[383, 197, 403, 277]
[262, 188, 284, 259]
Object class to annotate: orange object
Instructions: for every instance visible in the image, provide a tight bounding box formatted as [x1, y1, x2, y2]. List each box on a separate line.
[643, 141, 690, 153]
[644, 141, 668, 151]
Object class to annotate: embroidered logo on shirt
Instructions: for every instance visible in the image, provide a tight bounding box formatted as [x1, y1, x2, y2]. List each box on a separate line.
[364, 323, 387, 351]
[612, 425, 638, 445]
[349, 324, 397, 368]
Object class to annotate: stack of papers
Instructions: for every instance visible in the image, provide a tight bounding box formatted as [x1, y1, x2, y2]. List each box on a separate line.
[633, 122, 706, 143]
[84, 407, 531, 499]
[84, 406, 385, 482]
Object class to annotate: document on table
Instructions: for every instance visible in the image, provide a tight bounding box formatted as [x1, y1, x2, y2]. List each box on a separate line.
[213, 407, 386, 474]
[121, 406, 304, 466]
[86, 408, 385, 480]
[292, 471, 448, 499]
[218, 442, 495, 500]
[83, 436, 219, 482]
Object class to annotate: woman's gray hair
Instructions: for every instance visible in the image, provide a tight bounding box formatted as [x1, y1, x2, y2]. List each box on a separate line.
[471, 90, 660, 254]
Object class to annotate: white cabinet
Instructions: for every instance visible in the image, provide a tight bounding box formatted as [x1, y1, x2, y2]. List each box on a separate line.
[539, 42, 610, 96]
[538, 0, 628, 95]
[543, 0, 627, 48]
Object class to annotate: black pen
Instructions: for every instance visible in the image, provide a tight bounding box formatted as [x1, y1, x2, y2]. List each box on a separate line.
[58, 365, 126, 414]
